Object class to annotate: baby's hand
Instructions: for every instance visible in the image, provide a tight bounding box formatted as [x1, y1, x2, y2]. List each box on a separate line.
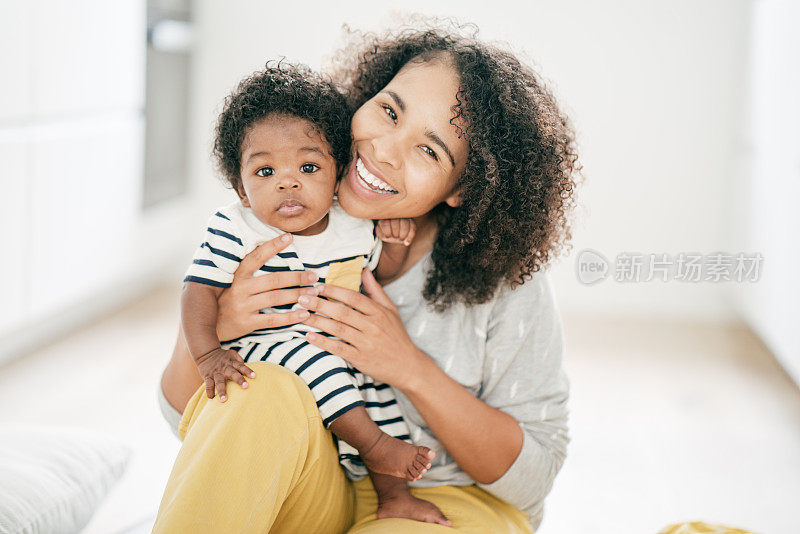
[195, 347, 255, 402]
[376, 218, 416, 247]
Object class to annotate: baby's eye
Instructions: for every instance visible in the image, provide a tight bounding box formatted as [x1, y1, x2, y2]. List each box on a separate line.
[300, 163, 320, 173]
[255, 167, 274, 177]
[382, 104, 397, 122]
[420, 145, 438, 161]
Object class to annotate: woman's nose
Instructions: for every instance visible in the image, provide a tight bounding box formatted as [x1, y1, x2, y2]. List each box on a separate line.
[372, 134, 401, 170]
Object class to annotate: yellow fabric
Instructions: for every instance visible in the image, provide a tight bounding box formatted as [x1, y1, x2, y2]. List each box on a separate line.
[325, 256, 366, 292]
[659, 523, 758, 534]
[154, 362, 533, 533]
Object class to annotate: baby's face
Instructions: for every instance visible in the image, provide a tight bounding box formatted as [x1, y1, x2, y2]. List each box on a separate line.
[238, 114, 337, 235]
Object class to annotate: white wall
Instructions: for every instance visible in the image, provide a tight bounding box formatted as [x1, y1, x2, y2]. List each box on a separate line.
[737, 0, 800, 384]
[188, 0, 753, 324]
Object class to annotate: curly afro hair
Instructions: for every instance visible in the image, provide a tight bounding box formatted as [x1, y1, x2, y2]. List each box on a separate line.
[213, 61, 352, 192]
[330, 18, 582, 311]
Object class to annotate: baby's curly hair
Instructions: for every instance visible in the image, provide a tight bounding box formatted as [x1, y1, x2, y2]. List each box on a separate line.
[214, 61, 352, 191]
[330, 19, 582, 310]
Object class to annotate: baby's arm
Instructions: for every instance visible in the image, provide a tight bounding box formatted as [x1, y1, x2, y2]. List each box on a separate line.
[374, 218, 416, 282]
[181, 281, 254, 402]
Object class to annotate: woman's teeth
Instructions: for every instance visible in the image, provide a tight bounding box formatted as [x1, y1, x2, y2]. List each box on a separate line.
[356, 158, 397, 194]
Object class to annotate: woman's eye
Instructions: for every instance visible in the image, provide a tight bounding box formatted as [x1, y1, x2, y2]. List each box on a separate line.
[421, 145, 438, 161]
[382, 105, 397, 122]
[255, 167, 274, 177]
[300, 163, 320, 173]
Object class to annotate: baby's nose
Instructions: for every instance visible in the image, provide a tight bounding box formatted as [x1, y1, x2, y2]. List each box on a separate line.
[276, 177, 302, 190]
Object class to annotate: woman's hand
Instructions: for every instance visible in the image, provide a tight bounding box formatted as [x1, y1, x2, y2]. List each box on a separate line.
[216, 233, 318, 342]
[298, 268, 425, 388]
[300, 266, 527, 486]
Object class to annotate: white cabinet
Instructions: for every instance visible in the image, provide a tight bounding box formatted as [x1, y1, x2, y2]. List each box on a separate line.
[30, 0, 146, 117]
[0, 0, 146, 354]
[28, 116, 144, 315]
[0, 3, 33, 120]
[0, 137, 31, 336]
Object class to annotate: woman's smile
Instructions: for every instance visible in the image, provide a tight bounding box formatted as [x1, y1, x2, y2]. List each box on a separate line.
[346, 153, 399, 199]
[355, 155, 398, 194]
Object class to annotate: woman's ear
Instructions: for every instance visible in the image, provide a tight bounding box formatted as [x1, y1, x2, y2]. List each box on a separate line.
[444, 189, 463, 208]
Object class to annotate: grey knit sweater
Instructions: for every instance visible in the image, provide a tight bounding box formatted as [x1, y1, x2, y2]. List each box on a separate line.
[381, 252, 570, 531]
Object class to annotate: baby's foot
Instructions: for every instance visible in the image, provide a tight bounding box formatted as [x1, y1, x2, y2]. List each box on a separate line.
[361, 433, 435, 481]
[377, 492, 452, 527]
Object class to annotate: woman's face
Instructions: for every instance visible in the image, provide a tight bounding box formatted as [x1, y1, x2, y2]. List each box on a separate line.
[337, 58, 469, 220]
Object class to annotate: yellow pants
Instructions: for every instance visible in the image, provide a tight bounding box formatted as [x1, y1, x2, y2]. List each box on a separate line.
[153, 362, 534, 533]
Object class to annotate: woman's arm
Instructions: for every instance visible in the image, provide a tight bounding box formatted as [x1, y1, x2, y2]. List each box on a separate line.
[457, 273, 569, 510]
[299, 268, 558, 484]
[161, 329, 203, 414]
[397, 350, 524, 484]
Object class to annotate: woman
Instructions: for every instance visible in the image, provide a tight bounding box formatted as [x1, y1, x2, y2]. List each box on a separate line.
[156, 21, 580, 533]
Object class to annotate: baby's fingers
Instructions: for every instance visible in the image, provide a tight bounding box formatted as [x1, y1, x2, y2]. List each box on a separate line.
[236, 361, 256, 380]
[375, 219, 392, 240]
[215, 374, 228, 403]
[227, 366, 250, 390]
[204, 377, 216, 399]
[378, 236, 407, 245]
[402, 219, 416, 245]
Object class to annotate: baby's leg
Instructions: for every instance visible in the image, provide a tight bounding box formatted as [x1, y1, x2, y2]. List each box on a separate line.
[253, 338, 433, 481]
[329, 406, 433, 481]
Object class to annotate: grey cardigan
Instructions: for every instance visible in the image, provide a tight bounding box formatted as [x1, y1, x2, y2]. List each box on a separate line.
[382, 252, 570, 531]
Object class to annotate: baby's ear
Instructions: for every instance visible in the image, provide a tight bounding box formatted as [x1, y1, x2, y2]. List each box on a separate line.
[235, 184, 251, 207]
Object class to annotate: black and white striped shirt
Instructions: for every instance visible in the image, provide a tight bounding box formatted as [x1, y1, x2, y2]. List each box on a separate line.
[184, 199, 381, 346]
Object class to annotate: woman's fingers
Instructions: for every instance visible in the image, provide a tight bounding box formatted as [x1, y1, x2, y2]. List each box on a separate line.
[249, 286, 317, 311]
[301, 312, 362, 343]
[250, 308, 310, 331]
[360, 268, 398, 310]
[297, 293, 370, 331]
[233, 233, 293, 280]
[243, 270, 317, 294]
[313, 282, 381, 316]
[305, 332, 357, 364]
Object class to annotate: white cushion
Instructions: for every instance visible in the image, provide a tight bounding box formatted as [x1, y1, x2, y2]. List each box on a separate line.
[0, 425, 130, 534]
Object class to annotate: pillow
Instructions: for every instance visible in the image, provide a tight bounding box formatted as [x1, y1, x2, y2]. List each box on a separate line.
[0, 425, 130, 534]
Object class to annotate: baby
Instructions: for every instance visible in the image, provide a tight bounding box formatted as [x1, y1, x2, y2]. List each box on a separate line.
[181, 63, 450, 525]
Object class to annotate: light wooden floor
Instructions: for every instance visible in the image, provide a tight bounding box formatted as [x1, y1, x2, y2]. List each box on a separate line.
[0, 285, 797, 534]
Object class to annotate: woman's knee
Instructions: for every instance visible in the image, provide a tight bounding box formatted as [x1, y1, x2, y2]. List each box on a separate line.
[231, 361, 319, 416]
[180, 361, 324, 443]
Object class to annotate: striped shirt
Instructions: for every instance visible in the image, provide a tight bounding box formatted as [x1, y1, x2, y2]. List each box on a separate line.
[184, 199, 381, 346]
